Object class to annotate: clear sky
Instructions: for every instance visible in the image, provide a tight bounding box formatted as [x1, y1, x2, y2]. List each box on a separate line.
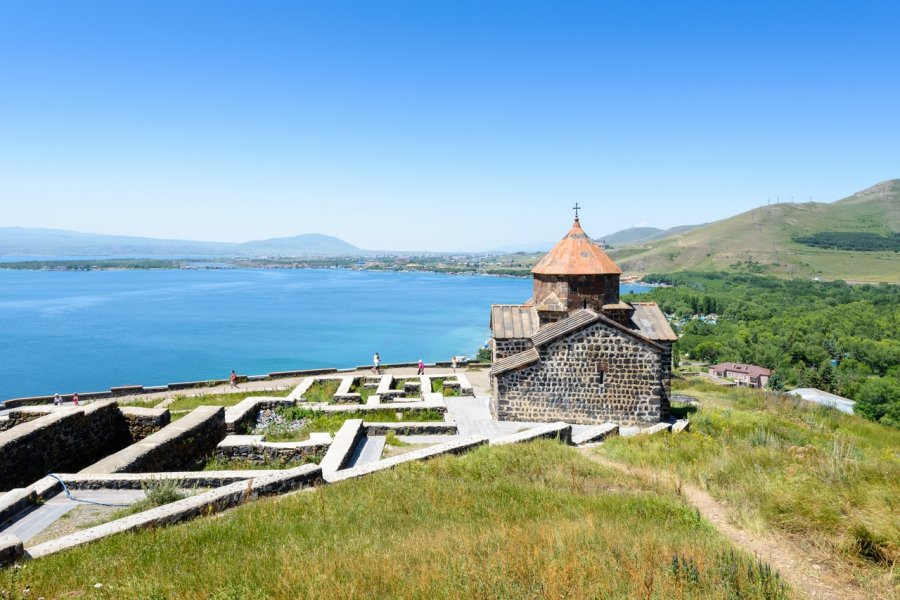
[1, 1, 898, 251]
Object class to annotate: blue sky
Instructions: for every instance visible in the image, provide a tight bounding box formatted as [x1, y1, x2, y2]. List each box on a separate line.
[1, 1, 898, 251]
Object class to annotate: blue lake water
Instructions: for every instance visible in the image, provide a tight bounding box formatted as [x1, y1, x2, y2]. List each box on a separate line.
[0, 268, 649, 400]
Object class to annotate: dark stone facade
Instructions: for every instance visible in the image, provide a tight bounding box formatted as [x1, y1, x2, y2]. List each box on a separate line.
[491, 319, 672, 426]
[493, 338, 535, 361]
[534, 273, 619, 321]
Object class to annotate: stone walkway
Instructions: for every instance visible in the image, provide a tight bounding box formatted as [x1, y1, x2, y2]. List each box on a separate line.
[347, 436, 386, 468]
[2, 489, 145, 543]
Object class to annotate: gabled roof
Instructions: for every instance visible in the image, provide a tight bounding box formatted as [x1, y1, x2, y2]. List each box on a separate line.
[531, 309, 602, 347]
[630, 302, 677, 342]
[492, 308, 666, 377]
[711, 362, 771, 378]
[531, 308, 666, 352]
[491, 347, 540, 376]
[535, 292, 566, 313]
[490, 305, 540, 339]
[532, 218, 623, 276]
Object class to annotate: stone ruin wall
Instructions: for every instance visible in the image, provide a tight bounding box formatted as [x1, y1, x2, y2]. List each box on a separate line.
[493, 338, 534, 361]
[0, 402, 132, 491]
[491, 321, 671, 426]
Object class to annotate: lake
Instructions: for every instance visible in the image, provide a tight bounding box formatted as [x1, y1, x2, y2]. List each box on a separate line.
[0, 268, 649, 400]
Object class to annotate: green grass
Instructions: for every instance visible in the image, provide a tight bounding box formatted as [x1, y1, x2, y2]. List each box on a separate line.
[597, 380, 900, 595]
[349, 378, 377, 403]
[430, 377, 461, 397]
[391, 377, 417, 391]
[300, 379, 341, 403]
[85, 478, 196, 528]
[0, 442, 795, 599]
[261, 406, 445, 442]
[201, 457, 316, 471]
[166, 387, 292, 412]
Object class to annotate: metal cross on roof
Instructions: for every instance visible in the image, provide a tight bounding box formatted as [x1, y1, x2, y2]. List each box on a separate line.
[573, 203, 581, 219]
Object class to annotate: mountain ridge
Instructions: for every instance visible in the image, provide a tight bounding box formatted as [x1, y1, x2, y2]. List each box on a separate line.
[607, 178, 900, 283]
[0, 227, 367, 258]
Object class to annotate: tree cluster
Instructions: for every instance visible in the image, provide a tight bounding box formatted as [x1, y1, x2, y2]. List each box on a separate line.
[631, 272, 900, 427]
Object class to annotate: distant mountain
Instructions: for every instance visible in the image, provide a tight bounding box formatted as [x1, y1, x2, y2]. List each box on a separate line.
[239, 233, 365, 256]
[608, 179, 900, 283]
[599, 227, 663, 246]
[0, 227, 233, 257]
[599, 224, 703, 246]
[0, 228, 366, 258]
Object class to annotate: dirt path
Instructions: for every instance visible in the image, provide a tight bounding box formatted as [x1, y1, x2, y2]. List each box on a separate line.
[581, 450, 865, 600]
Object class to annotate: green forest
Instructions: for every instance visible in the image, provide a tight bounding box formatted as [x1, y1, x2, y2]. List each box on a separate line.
[794, 231, 900, 252]
[625, 272, 900, 428]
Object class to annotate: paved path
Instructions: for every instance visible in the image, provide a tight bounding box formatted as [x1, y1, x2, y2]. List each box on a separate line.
[2, 489, 145, 543]
[347, 436, 387, 467]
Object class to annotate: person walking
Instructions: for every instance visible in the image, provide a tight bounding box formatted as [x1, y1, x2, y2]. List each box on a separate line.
[373, 353, 381, 375]
[72, 393, 79, 406]
[53, 393, 62, 406]
[417, 359, 425, 375]
[230, 370, 239, 389]
[451, 356, 458, 372]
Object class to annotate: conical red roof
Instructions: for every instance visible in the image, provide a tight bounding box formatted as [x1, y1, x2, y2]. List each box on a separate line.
[532, 218, 623, 275]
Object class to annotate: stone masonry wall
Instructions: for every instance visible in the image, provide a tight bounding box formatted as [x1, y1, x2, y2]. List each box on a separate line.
[0, 402, 132, 490]
[533, 274, 620, 318]
[120, 407, 171, 441]
[213, 441, 327, 465]
[491, 320, 669, 426]
[493, 338, 534, 361]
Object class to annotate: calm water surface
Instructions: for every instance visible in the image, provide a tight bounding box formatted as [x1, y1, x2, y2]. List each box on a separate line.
[0, 268, 648, 400]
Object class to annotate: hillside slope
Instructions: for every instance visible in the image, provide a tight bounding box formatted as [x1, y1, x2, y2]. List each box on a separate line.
[609, 179, 900, 282]
[600, 224, 703, 246]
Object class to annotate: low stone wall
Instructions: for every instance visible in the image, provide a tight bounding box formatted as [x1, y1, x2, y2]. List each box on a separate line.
[214, 433, 330, 464]
[0, 402, 132, 491]
[0, 476, 62, 527]
[320, 419, 364, 476]
[325, 435, 488, 483]
[0, 534, 24, 567]
[363, 422, 458, 436]
[571, 422, 619, 445]
[119, 407, 171, 441]
[489, 422, 572, 446]
[26, 465, 323, 561]
[80, 406, 226, 474]
[57, 471, 294, 491]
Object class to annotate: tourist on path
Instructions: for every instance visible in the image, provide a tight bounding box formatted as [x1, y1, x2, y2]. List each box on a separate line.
[451, 356, 458, 372]
[230, 370, 239, 389]
[72, 393, 79, 406]
[417, 359, 425, 375]
[373, 353, 381, 375]
[53, 393, 61, 406]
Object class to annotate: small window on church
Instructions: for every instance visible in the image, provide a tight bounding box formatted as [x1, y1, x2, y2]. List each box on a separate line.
[597, 359, 608, 384]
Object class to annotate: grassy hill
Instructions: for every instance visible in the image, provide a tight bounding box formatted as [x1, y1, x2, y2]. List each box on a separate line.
[600, 224, 703, 247]
[3, 382, 897, 598]
[608, 179, 900, 283]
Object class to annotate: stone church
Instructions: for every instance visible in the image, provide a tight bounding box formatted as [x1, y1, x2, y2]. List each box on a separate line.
[489, 215, 677, 425]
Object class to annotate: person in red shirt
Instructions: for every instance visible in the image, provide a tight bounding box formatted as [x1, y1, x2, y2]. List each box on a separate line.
[230, 370, 239, 389]
[72, 393, 79, 406]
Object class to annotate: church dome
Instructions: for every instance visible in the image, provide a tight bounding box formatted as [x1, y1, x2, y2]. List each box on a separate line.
[532, 218, 623, 275]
